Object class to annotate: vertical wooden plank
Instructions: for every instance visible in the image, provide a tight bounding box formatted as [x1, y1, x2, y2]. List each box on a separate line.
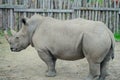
[34, 0, 37, 14]
[62, 0, 65, 20]
[14, 0, 18, 31]
[88, 0, 92, 20]
[53, 0, 56, 19]
[116, 3, 118, 33]
[74, 0, 77, 18]
[82, 0, 85, 19]
[85, 0, 88, 19]
[8, 0, 14, 29]
[116, 11, 119, 33]
[103, 10, 105, 23]
[118, 1, 120, 33]
[85, 9, 88, 20]
[54, 0, 57, 19]
[113, 0, 116, 32]
[92, 0, 98, 21]
[75, 0, 77, 18]
[23, 0, 28, 17]
[106, 11, 109, 28]
[18, 12, 20, 30]
[59, 0, 62, 20]
[37, 0, 39, 8]
[48, 0, 50, 17]
[42, 0, 45, 16]
[40, 0, 42, 8]
[50, 0, 53, 17]
[72, 0, 77, 18]
[109, 11, 112, 31]
[95, 0, 98, 21]
[79, 0, 82, 18]
[117, 0, 120, 33]
[98, 10, 101, 21]
[2, 9, 8, 30]
[113, 11, 116, 33]
[62, 0, 64, 20]
[88, 10, 91, 20]
[67, 0, 70, 19]
[108, 0, 110, 29]
[67, 0, 70, 20]
[104, 0, 108, 27]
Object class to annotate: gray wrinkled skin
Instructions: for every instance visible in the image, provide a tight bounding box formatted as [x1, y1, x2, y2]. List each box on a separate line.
[6, 14, 115, 80]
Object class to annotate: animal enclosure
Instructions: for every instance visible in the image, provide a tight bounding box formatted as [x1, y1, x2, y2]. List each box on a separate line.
[0, 0, 120, 33]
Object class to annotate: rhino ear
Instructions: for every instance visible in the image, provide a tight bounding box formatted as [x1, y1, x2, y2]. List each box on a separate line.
[21, 17, 29, 25]
[21, 18, 27, 25]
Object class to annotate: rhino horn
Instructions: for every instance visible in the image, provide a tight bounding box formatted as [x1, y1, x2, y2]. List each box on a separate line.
[4, 30, 9, 41]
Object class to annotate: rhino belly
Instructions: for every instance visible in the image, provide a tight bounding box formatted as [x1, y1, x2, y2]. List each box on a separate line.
[51, 48, 85, 60]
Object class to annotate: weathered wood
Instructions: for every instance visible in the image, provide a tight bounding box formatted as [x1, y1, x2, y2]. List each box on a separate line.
[8, 0, 14, 29]
[14, 9, 74, 13]
[0, 5, 25, 9]
[74, 7, 120, 11]
[0, 0, 119, 33]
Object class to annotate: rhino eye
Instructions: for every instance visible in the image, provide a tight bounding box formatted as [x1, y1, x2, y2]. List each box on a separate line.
[16, 37, 19, 39]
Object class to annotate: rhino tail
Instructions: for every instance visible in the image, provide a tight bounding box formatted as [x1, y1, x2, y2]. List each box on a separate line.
[110, 36, 115, 60]
[110, 42, 114, 60]
[109, 31, 115, 60]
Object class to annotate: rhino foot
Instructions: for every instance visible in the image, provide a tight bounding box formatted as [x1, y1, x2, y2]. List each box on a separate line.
[45, 71, 56, 77]
[84, 75, 100, 80]
[99, 74, 109, 80]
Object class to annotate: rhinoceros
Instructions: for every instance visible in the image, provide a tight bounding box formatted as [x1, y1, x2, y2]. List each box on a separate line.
[5, 14, 115, 80]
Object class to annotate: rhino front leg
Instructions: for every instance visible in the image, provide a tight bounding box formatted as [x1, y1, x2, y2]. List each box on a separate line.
[86, 60, 100, 80]
[37, 50, 57, 77]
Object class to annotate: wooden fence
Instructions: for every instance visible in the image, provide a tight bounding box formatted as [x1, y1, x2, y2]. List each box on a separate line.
[0, 0, 120, 33]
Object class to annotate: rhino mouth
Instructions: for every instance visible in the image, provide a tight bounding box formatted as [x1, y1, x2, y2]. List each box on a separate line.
[10, 48, 22, 52]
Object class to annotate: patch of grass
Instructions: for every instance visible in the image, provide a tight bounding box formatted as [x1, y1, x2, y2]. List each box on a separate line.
[0, 29, 12, 37]
[0, 29, 4, 37]
[7, 29, 12, 36]
[114, 32, 120, 41]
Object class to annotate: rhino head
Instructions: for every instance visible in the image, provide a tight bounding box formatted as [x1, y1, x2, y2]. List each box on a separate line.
[4, 18, 30, 52]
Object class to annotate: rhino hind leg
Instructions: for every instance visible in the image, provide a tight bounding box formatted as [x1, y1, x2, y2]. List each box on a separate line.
[99, 61, 109, 80]
[86, 60, 100, 80]
[99, 49, 112, 80]
[37, 50, 57, 77]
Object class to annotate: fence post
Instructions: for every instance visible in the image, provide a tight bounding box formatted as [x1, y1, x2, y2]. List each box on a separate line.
[8, 0, 14, 30]
[23, 0, 28, 17]
[2, 0, 8, 30]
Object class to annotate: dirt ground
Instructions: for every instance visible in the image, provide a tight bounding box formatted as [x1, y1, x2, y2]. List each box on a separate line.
[0, 37, 120, 80]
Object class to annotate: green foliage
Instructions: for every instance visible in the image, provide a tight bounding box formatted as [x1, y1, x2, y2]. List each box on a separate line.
[7, 29, 12, 36]
[114, 32, 120, 41]
[87, 0, 103, 5]
[98, 0, 103, 4]
[70, 0, 74, 2]
[0, 29, 12, 37]
[0, 29, 4, 37]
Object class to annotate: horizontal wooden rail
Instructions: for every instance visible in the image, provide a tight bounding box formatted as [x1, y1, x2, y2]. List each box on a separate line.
[14, 9, 74, 13]
[74, 7, 120, 11]
[0, 4, 26, 9]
